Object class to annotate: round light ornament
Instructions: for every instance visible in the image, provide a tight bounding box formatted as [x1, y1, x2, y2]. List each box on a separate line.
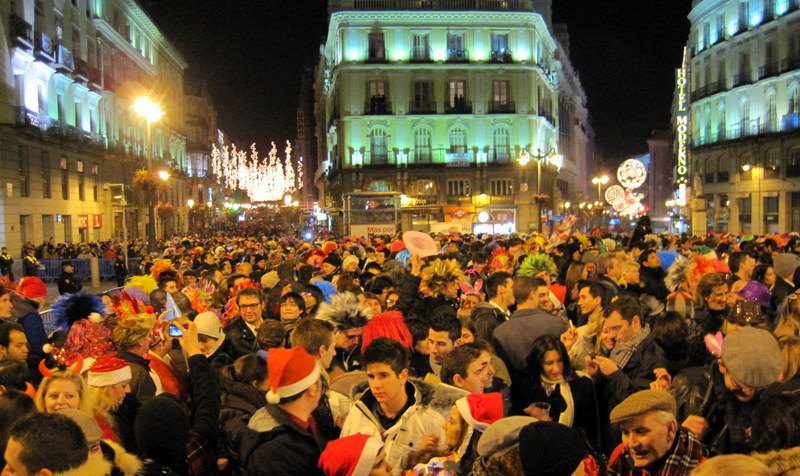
[605, 185, 626, 205]
[617, 159, 647, 189]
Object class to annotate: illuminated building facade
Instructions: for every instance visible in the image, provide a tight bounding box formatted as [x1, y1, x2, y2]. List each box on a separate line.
[0, 0, 188, 254]
[314, 0, 591, 233]
[688, 0, 800, 233]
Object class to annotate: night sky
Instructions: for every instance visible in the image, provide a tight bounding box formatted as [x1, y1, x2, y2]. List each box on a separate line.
[146, 0, 691, 161]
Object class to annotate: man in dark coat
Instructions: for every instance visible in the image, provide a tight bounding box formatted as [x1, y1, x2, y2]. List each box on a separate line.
[638, 250, 669, 301]
[57, 260, 82, 295]
[224, 288, 263, 358]
[239, 347, 325, 476]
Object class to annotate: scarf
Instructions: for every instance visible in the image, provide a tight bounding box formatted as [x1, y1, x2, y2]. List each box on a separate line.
[541, 376, 575, 427]
[607, 428, 705, 476]
[610, 325, 651, 370]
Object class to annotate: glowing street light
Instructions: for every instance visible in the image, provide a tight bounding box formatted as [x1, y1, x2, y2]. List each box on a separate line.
[158, 170, 170, 181]
[132, 96, 165, 252]
[592, 175, 610, 201]
[187, 199, 195, 208]
[132, 97, 164, 124]
[741, 163, 752, 172]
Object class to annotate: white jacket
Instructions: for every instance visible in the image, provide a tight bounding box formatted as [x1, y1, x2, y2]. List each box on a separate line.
[341, 381, 447, 475]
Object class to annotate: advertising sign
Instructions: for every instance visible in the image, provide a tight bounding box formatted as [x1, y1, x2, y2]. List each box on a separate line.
[350, 224, 397, 237]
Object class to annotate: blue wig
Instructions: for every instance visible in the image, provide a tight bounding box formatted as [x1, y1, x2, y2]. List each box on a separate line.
[49, 292, 106, 331]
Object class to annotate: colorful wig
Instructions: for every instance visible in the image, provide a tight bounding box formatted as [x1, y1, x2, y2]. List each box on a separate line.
[420, 258, 466, 297]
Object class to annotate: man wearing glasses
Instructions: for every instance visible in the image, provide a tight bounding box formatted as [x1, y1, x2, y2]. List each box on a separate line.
[225, 287, 265, 358]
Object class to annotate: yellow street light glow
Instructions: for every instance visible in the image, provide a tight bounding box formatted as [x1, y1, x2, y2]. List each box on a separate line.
[132, 97, 164, 123]
[187, 199, 195, 208]
[158, 170, 170, 181]
[741, 164, 752, 172]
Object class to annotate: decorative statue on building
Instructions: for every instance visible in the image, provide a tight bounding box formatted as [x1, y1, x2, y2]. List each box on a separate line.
[693, 172, 704, 198]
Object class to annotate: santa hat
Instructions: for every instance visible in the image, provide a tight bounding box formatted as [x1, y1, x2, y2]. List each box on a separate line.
[87, 356, 132, 387]
[547, 284, 567, 308]
[266, 347, 321, 404]
[318, 434, 384, 476]
[455, 393, 504, 432]
[16, 277, 47, 299]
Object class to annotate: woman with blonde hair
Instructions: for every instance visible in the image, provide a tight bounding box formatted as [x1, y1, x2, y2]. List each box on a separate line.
[85, 355, 133, 442]
[34, 368, 92, 414]
[778, 336, 800, 386]
[774, 290, 800, 339]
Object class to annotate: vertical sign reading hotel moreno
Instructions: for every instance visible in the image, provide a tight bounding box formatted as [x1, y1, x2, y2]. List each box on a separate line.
[675, 47, 690, 186]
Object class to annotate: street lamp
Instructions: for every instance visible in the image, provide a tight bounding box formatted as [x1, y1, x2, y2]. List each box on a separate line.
[519, 147, 560, 231]
[741, 163, 752, 172]
[108, 183, 129, 266]
[158, 170, 170, 181]
[132, 96, 164, 252]
[591, 175, 609, 201]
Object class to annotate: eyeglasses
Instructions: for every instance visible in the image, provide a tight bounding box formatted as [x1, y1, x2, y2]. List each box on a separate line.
[239, 303, 261, 310]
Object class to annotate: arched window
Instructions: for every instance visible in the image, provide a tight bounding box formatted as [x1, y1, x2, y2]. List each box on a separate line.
[789, 84, 800, 114]
[449, 126, 467, 153]
[704, 157, 716, 183]
[765, 150, 780, 178]
[739, 153, 753, 180]
[718, 156, 729, 182]
[369, 129, 388, 164]
[493, 127, 510, 162]
[413, 128, 432, 163]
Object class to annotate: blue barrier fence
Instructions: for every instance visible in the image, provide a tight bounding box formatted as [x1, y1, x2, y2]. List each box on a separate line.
[35, 259, 140, 282]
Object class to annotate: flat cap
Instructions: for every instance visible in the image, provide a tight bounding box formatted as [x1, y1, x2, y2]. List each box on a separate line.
[610, 389, 677, 424]
[476, 416, 535, 457]
[721, 326, 781, 389]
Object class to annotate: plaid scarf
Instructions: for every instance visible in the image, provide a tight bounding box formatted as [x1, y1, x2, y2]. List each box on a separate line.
[610, 325, 651, 370]
[608, 428, 705, 476]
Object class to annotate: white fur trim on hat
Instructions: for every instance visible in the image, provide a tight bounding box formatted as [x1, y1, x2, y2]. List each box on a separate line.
[87, 365, 132, 387]
[266, 362, 322, 404]
[352, 436, 384, 476]
[456, 396, 491, 433]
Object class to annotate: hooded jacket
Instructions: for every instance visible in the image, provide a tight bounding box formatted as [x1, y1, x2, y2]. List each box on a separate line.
[239, 403, 326, 476]
[10, 294, 47, 371]
[340, 379, 460, 475]
[219, 380, 266, 476]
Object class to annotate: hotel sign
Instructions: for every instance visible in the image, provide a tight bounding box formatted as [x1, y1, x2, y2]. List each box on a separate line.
[675, 49, 689, 185]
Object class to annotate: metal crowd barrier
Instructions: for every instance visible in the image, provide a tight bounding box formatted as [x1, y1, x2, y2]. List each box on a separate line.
[35, 258, 140, 282]
[39, 285, 126, 335]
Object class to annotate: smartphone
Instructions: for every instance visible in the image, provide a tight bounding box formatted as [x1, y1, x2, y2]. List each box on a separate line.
[168, 325, 184, 337]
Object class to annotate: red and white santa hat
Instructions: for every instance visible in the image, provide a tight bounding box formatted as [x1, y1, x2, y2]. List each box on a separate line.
[266, 347, 321, 404]
[318, 434, 384, 476]
[455, 392, 504, 432]
[87, 356, 132, 387]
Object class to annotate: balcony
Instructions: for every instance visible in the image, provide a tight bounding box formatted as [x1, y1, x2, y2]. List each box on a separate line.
[490, 49, 513, 63]
[733, 20, 748, 36]
[708, 81, 724, 95]
[88, 66, 102, 89]
[408, 100, 437, 114]
[690, 85, 708, 102]
[444, 99, 472, 114]
[488, 101, 515, 114]
[447, 49, 469, 62]
[34, 32, 54, 61]
[10, 14, 33, 49]
[331, 0, 534, 12]
[103, 75, 117, 92]
[758, 61, 779, 80]
[732, 72, 752, 87]
[787, 164, 800, 177]
[364, 97, 392, 115]
[366, 48, 388, 63]
[409, 46, 432, 62]
[72, 58, 89, 82]
[55, 44, 74, 72]
[781, 56, 800, 73]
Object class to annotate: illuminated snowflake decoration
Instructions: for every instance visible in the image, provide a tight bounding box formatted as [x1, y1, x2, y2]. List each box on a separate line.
[210, 141, 303, 202]
[617, 159, 648, 189]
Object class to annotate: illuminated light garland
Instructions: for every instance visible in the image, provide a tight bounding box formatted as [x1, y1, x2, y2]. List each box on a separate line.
[605, 159, 648, 218]
[210, 141, 301, 202]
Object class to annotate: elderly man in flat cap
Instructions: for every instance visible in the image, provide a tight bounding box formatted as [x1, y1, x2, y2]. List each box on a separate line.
[607, 389, 705, 476]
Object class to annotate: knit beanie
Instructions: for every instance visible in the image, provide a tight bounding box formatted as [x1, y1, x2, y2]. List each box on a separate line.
[774, 253, 800, 279]
[135, 394, 190, 467]
[318, 434, 383, 476]
[342, 255, 359, 271]
[518, 421, 588, 476]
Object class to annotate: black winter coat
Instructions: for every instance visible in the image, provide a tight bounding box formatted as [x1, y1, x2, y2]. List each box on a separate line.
[640, 265, 669, 300]
[396, 274, 458, 322]
[224, 318, 258, 359]
[219, 380, 265, 476]
[239, 404, 326, 476]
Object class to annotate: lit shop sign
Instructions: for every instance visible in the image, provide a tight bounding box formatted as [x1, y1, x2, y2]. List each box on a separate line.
[675, 55, 689, 185]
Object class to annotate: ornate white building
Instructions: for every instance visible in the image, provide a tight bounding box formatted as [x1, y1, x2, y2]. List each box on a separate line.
[314, 0, 591, 234]
[0, 0, 189, 253]
[688, 0, 800, 233]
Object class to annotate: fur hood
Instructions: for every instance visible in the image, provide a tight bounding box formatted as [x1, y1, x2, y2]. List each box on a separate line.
[752, 446, 800, 474]
[350, 377, 468, 416]
[102, 440, 142, 476]
[55, 455, 112, 476]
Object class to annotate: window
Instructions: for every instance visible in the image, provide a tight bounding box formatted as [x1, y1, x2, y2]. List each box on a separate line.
[718, 58, 726, 85]
[739, 2, 749, 30]
[412, 34, 429, 61]
[765, 151, 780, 178]
[705, 157, 716, 183]
[766, 92, 777, 132]
[493, 127, 510, 162]
[492, 80, 510, 109]
[718, 157, 730, 182]
[491, 33, 509, 53]
[447, 179, 470, 197]
[60, 157, 69, 200]
[412, 81, 433, 110]
[740, 155, 753, 180]
[789, 86, 800, 114]
[368, 32, 385, 61]
[447, 33, 466, 60]
[41, 152, 51, 199]
[448, 81, 466, 106]
[716, 14, 725, 41]
[18, 146, 29, 198]
[703, 22, 711, 49]
[740, 96, 750, 135]
[91, 164, 99, 201]
[366, 180, 391, 192]
[408, 180, 437, 200]
[413, 128, 432, 163]
[449, 127, 467, 153]
[717, 103, 726, 139]
[790, 149, 800, 176]
[77, 160, 85, 201]
[738, 195, 752, 230]
[367, 81, 389, 114]
[490, 179, 513, 196]
[369, 129, 388, 164]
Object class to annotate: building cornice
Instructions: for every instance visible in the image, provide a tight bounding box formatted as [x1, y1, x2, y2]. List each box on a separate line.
[124, 0, 188, 69]
[94, 19, 158, 76]
[688, 0, 728, 23]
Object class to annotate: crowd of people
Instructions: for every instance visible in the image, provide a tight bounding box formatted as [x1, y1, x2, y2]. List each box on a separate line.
[0, 216, 799, 475]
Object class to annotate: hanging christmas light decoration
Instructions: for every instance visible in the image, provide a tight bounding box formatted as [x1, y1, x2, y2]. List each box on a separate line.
[210, 141, 301, 202]
[617, 158, 648, 189]
[605, 159, 648, 218]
